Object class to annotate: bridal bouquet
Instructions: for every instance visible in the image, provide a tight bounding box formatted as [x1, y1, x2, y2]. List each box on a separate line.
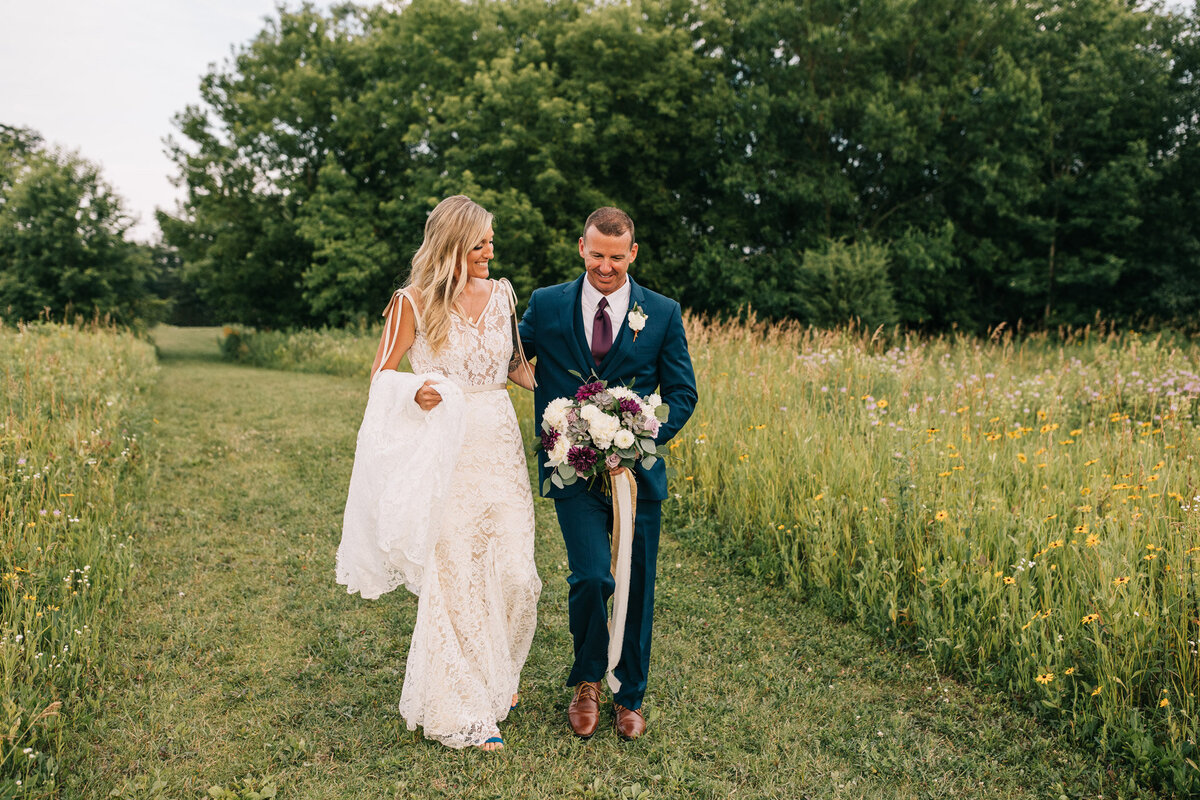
[540, 380, 669, 493]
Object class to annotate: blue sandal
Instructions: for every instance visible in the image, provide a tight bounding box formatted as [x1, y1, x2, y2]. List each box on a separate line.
[479, 736, 504, 751]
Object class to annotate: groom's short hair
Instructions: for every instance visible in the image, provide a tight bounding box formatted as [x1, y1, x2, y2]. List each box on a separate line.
[584, 207, 635, 245]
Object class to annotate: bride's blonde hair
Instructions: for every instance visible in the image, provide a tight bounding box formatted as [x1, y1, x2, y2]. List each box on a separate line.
[405, 195, 493, 354]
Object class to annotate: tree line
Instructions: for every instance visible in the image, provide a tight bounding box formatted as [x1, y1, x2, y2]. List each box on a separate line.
[5, 1, 1199, 331]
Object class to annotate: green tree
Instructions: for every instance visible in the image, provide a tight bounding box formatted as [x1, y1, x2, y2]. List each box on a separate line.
[0, 126, 161, 324]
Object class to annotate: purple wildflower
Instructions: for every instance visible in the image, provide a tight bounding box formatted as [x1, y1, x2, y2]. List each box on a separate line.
[567, 446, 599, 473]
[575, 382, 606, 402]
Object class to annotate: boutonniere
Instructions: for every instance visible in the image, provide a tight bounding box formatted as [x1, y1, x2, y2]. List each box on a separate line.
[627, 303, 648, 341]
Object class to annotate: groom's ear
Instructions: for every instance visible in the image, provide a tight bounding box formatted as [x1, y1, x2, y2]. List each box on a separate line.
[628, 242, 638, 263]
[578, 236, 586, 258]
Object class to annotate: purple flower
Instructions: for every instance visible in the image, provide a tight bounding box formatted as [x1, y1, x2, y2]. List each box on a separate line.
[605, 453, 622, 470]
[645, 417, 661, 436]
[618, 398, 642, 416]
[541, 429, 560, 452]
[567, 446, 599, 473]
[575, 382, 606, 402]
[17, 458, 26, 466]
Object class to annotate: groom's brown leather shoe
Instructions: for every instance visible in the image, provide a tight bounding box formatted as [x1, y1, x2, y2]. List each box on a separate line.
[613, 702, 646, 741]
[568, 681, 603, 738]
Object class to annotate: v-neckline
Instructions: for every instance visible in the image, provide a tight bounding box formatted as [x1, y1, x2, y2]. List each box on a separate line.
[453, 280, 497, 335]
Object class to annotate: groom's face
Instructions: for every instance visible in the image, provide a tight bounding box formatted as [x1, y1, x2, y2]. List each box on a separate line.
[580, 226, 638, 295]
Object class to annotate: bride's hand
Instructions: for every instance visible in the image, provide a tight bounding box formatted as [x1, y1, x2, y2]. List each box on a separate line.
[414, 380, 443, 410]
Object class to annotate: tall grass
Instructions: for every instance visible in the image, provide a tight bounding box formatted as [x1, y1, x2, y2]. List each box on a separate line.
[221, 317, 1200, 793]
[1, 323, 157, 797]
[219, 325, 376, 378]
[670, 316, 1199, 793]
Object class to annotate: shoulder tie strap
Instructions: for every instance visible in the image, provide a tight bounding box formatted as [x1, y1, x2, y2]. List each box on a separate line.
[499, 278, 536, 388]
[374, 290, 408, 380]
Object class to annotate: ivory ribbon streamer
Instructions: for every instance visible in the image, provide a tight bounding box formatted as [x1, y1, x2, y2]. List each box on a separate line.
[606, 469, 638, 694]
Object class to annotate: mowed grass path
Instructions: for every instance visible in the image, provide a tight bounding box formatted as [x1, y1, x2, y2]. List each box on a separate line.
[66, 327, 1150, 799]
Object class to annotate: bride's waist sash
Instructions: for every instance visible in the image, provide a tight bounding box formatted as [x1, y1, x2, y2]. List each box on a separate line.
[457, 381, 507, 394]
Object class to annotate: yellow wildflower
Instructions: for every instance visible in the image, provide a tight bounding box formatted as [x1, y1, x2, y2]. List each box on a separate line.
[1112, 576, 1129, 586]
[1092, 685, 1103, 696]
[1085, 534, 1100, 547]
[934, 510, 948, 522]
[1035, 673, 1054, 685]
[1081, 613, 1100, 625]
[1017, 453, 1028, 463]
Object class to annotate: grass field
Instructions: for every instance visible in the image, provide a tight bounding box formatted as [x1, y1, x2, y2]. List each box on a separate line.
[57, 325, 1162, 799]
[670, 317, 1200, 794]
[1, 323, 157, 798]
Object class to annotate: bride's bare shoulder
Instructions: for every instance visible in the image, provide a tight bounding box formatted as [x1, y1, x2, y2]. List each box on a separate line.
[399, 285, 425, 315]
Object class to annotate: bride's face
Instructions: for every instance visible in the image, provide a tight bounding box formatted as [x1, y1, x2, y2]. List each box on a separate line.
[458, 227, 494, 281]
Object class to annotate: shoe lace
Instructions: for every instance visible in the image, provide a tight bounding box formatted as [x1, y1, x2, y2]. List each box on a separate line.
[576, 682, 602, 703]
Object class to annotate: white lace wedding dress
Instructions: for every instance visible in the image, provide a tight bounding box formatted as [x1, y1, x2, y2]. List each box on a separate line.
[392, 281, 541, 748]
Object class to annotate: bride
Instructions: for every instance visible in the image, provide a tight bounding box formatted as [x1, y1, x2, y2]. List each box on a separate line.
[336, 195, 541, 751]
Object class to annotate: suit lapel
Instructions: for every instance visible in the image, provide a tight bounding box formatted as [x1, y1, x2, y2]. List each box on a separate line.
[557, 275, 593, 374]
[598, 277, 645, 380]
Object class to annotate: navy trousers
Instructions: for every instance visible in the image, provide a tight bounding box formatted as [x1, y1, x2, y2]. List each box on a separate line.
[554, 486, 662, 710]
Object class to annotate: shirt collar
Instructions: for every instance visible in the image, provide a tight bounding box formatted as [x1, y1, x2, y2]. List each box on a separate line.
[581, 275, 632, 311]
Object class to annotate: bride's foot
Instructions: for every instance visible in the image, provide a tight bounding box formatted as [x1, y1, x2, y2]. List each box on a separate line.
[510, 693, 520, 710]
[478, 735, 504, 752]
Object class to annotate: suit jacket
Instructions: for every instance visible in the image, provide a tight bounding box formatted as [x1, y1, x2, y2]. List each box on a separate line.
[519, 274, 698, 501]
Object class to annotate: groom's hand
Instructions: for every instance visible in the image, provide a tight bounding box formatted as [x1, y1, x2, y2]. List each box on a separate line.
[414, 380, 443, 411]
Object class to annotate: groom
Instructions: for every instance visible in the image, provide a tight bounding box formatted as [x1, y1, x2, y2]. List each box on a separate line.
[519, 207, 697, 740]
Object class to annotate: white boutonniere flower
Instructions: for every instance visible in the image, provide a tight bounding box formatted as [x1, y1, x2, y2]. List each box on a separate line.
[627, 303, 648, 341]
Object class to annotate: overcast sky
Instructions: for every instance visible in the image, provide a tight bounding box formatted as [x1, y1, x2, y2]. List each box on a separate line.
[0, 1, 334, 241]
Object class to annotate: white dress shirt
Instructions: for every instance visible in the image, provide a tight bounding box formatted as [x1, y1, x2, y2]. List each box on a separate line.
[581, 277, 632, 350]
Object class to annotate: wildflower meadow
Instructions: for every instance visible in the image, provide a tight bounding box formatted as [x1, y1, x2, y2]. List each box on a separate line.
[1, 323, 156, 797]
[223, 318, 1200, 793]
[670, 317, 1200, 793]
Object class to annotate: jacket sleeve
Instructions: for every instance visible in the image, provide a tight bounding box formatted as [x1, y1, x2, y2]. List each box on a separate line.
[518, 289, 538, 362]
[654, 300, 697, 445]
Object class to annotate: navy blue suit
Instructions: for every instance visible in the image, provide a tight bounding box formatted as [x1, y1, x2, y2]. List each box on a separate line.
[519, 274, 697, 709]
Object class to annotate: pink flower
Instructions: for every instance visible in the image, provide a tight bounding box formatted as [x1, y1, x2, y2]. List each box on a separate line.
[606, 453, 622, 470]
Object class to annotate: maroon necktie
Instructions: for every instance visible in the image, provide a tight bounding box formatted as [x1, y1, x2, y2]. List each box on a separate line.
[591, 297, 612, 366]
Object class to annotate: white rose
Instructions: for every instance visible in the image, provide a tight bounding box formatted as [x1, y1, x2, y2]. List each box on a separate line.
[613, 429, 636, 449]
[544, 397, 573, 431]
[587, 413, 620, 450]
[627, 310, 647, 331]
[548, 436, 571, 464]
